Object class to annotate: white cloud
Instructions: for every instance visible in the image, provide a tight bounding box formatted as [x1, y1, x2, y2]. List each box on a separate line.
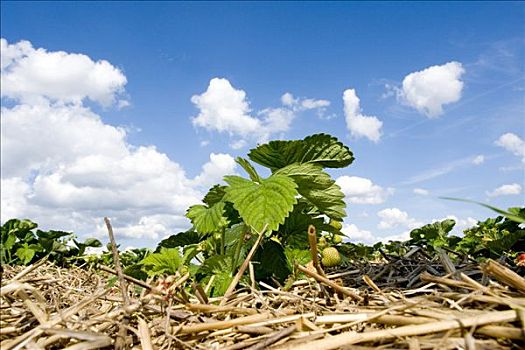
[413, 188, 430, 196]
[341, 223, 374, 244]
[191, 78, 260, 137]
[192, 153, 237, 188]
[281, 92, 330, 112]
[191, 80, 331, 147]
[336, 176, 393, 204]
[495, 133, 525, 163]
[1, 38, 127, 106]
[486, 183, 522, 197]
[398, 61, 465, 117]
[472, 155, 485, 165]
[377, 208, 422, 230]
[343, 89, 383, 142]
[229, 139, 246, 150]
[1, 103, 128, 178]
[0, 40, 237, 242]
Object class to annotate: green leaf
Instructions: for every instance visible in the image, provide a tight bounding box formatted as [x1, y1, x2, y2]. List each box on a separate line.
[236, 157, 262, 182]
[248, 133, 354, 171]
[140, 248, 183, 276]
[3, 233, 17, 250]
[124, 264, 148, 281]
[441, 197, 525, 224]
[253, 240, 291, 282]
[186, 202, 229, 235]
[277, 202, 324, 249]
[409, 219, 456, 251]
[157, 230, 202, 250]
[83, 238, 102, 248]
[284, 248, 312, 271]
[224, 174, 298, 233]
[198, 254, 234, 275]
[203, 185, 227, 206]
[16, 243, 36, 265]
[36, 230, 71, 240]
[275, 163, 346, 220]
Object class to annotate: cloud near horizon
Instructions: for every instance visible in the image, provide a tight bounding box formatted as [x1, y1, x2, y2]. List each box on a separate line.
[0, 39, 237, 241]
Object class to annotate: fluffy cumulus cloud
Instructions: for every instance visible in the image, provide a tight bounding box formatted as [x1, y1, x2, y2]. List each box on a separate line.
[192, 153, 237, 187]
[495, 133, 525, 163]
[398, 61, 465, 117]
[0, 39, 236, 243]
[486, 183, 522, 197]
[1, 38, 127, 106]
[377, 208, 422, 230]
[191, 78, 331, 148]
[336, 176, 393, 204]
[342, 223, 375, 244]
[343, 89, 383, 142]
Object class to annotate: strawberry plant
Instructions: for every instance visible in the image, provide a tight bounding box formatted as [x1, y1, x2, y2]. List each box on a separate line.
[160, 133, 354, 289]
[0, 219, 102, 266]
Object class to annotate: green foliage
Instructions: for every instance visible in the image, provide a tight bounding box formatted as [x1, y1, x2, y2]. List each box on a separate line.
[248, 133, 354, 170]
[457, 213, 525, 259]
[140, 248, 183, 277]
[186, 202, 229, 235]
[224, 174, 298, 233]
[203, 185, 227, 206]
[275, 163, 346, 220]
[253, 240, 291, 282]
[409, 219, 458, 252]
[197, 255, 234, 296]
[236, 157, 262, 183]
[276, 202, 325, 249]
[157, 230, 201, 250]
[1, 219, 101, 266]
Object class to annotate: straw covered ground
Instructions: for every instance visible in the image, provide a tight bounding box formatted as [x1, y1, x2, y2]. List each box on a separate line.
[1, 248, 524, 350]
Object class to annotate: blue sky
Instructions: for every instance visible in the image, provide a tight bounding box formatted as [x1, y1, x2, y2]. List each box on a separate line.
[1, 2, 524, 248]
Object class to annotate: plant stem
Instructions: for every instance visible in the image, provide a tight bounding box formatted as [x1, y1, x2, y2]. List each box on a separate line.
[232, 227, 247, 273]
[220, 227, 226, 256]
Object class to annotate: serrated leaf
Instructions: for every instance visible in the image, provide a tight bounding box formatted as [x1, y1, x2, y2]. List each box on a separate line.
[224, 174, 298, 233]
[203, 185, 227, 206]
[84, 238, 102, 248]
[285, 248, 312, 271]
[277, 202, 324, 249]
[140, 248, 183, 277]
[236, 157, 262, 182]
[16, 243, 36, 265]
[157, 230, 202, 250]
[275, 163, 346, 220]
[253, 240, 291, 282]
[248, 133, 354, 171]
[198, 255, 234, 275]
[186, 202, 228, 235]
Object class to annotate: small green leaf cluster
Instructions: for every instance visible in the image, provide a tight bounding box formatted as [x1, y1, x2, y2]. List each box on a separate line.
[456, 208, 525, 259]
[408, 219, 460, 253]
[1, 219, 102, 266]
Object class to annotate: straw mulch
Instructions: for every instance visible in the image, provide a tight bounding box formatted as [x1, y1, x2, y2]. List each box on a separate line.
[1, 250, 524, 350]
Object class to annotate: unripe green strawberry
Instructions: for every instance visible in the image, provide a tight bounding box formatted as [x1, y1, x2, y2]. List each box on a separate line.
[318, 236, 327, 248]
[329, 220, 343, 231]
[321, 247, 341, 267]
[332, 234, 343, 244]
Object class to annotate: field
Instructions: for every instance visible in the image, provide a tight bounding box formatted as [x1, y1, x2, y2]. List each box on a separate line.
[1, 134, 524, 349]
